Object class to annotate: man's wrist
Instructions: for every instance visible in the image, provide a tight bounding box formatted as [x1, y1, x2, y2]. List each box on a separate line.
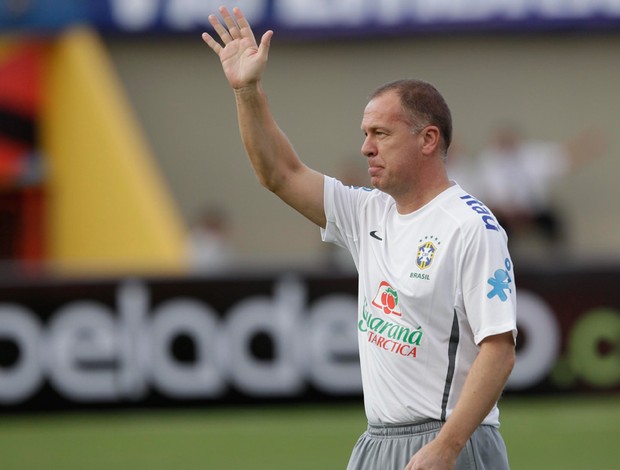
[434, 425, 468, 456]
[233, 82, 262, 98]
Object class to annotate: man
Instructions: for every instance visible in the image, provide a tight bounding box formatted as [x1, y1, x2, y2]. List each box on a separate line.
[477, 121, 605, 252]
[203, 7, 516, 470]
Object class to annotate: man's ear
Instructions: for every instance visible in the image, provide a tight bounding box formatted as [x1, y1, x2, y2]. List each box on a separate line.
[421, 126, 441, 156]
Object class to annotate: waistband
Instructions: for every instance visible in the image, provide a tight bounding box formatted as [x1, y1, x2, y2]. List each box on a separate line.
[366, 420, 443, 437]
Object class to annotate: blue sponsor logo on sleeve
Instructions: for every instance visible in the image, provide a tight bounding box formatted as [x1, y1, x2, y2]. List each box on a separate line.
[487, 258, 513, 302]
[460, 195, 499, 231]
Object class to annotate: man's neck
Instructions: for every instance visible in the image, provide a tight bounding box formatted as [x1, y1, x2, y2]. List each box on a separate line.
[394, 176, 453, 215]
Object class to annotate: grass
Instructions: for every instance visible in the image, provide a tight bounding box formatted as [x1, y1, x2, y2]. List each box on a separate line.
[0, 395, 618, 469]
[501, 395, 620, 469]
[0, 403, 366, 470]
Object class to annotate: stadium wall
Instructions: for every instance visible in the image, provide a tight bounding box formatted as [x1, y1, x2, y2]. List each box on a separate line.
[104, 31, 620, 267]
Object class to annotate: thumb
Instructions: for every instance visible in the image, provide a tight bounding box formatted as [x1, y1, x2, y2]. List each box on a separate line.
[258, 30, 274, 58]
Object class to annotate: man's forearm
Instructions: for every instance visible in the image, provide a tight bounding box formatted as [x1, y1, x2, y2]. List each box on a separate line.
[234, 83, 303, 193]
[434, 332, 515, 454]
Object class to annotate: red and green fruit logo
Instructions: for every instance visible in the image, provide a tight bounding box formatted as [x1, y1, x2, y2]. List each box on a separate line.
[372, 281, 402, 316]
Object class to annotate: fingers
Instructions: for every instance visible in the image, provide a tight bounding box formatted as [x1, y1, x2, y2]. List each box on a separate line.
[220, 6, 242, 40]
[203, 6, 267, 55]
[208, 11, 234, 45]
[205, 6, 257, 42]
[233, 7, 256, 42]
[201, 31, 221, 54]
[206, 6, 248, 44]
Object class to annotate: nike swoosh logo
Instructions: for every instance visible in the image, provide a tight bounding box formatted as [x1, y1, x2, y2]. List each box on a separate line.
[370, 231, 383, 241]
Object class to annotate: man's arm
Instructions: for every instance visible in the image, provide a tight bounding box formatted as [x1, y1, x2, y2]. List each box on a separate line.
[406, 331, 515, 470]
[203, 7, 326, 228]
[562, 127, 607, 172]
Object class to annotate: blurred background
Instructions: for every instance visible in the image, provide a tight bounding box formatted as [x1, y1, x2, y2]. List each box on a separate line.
[0, 1, 619, 469]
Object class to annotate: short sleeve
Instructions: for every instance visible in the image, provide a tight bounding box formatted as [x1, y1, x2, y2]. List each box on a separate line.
[460, 221, 518, 345]
[321, 176, 373, 265]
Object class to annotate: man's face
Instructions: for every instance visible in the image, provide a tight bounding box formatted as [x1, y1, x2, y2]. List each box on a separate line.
[361, 91, 423, 196]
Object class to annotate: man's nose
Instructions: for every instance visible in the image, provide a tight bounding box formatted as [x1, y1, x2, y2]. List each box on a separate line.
[361, 137, 376, 157]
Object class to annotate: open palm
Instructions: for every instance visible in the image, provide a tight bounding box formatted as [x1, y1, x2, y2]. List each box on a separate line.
[202, 7, 273, 90]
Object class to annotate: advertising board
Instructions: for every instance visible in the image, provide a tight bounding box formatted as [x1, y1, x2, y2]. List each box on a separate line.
[1, 267, 618, 411]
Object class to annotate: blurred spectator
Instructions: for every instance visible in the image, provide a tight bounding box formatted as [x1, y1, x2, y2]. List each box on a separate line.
[446, 135, 483, 197]
[186, 205, 236, 274]
[477, 121, 605, 253]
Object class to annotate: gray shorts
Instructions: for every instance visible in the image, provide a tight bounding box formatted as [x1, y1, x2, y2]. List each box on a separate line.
[346, 420, 510, 470]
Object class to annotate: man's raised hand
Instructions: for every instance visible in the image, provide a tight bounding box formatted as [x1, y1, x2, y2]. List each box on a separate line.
[202, 6, 273, 90]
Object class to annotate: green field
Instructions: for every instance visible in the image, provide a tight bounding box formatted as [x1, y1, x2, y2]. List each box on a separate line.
[1, 395, 619, 469]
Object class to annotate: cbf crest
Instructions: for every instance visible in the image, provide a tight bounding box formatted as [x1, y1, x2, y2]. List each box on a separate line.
[416, 236, 440, 269]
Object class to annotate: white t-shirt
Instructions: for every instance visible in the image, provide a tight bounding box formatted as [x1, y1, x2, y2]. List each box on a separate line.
[321, 177, 517, 427]
[478, 141, 569, 212]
